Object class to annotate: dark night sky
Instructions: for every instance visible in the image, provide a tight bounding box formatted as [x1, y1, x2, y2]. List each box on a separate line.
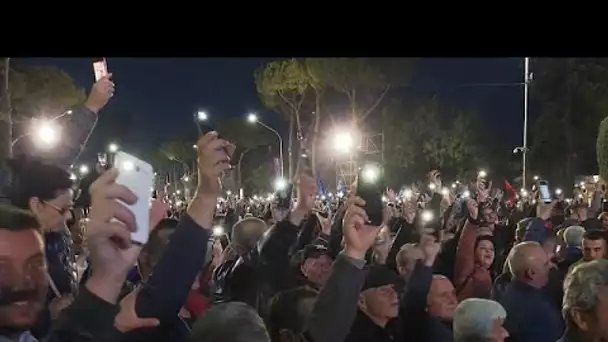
[16, 57, 525, 163]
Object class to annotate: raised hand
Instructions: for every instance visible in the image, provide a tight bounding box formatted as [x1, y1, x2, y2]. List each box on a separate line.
[467, 199, 479, 221]
[420, 234, 441, 266]
[342, 190, 383, 260]
[428, 170, 442, 191]
[85, 74, 115, 113]
[195, 132, 235, 198]
[314, 211, 333, 235]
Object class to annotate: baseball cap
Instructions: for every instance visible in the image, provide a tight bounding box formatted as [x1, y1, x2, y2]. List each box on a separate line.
[291, 244, 331, 268]
[361, 265, 402, 291]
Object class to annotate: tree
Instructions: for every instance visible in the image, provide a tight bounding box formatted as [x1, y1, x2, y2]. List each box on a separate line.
[160, 139, 195, 174]
[381, 97, 486, 185]
[216, 117, 274, 189]
[530, 58, 608, 186]
[306, 58, 416, 126]
[0, 65, 85, 160]
[255, 59, 309, 178]
[597, 116, 608, 182]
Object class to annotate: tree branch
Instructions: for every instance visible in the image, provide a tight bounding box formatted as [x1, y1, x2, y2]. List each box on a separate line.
[359, 84, 391, 121]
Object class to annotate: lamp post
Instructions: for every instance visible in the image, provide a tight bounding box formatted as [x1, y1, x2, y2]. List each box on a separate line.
[247, 113, 284, 177]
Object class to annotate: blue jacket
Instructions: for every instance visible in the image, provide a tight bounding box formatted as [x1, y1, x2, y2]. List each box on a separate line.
[499, 280, 564, 342]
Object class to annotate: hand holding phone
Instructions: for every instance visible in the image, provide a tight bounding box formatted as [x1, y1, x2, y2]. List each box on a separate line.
[114, 152, 154, 245]
[538, 180, 552, 204]
[356, 163, 384, 227]
[93, 58, 108, 82]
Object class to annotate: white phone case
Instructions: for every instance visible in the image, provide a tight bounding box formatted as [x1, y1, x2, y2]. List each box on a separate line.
[93, 59, 108, 81]
[114, 151, 154, 245]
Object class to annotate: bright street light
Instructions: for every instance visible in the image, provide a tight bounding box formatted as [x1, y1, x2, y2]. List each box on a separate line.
[478, 170, 487, 178]
[197, 111, 208, 121]
[274, 177, 287, 191]
[107, 143, 119, 153]
[247, 113, 258, 123]
[79, 165, 89, 175]
[34, 121, 59, 147]
[333, 131, 354, 154]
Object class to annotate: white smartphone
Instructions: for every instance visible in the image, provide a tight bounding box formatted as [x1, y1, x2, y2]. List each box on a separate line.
[114, 151, 154, 245]
[93, 58, 108, 81]
[539, 180, 552, 204]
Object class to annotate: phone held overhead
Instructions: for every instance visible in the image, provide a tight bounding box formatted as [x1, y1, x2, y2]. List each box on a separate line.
[356, 163, 384, 227]
[114, 152, 154, 245]
[93, 58, 109, 81]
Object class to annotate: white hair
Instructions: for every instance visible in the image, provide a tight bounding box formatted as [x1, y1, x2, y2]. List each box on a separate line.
[563, 259, 608, 322]
[564, 226, 586, 247]
[507, 241, 540, 278]
[453, 298, 507, 342]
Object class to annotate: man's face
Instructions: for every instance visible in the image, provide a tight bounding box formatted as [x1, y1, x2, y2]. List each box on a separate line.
[601, 216, 608, 229]
[482, 208, 497, 227]
[359, 285, 399, 319]
[583, 238, 606, 262]
[0, 229, 47, 332]
[301, 255, 332, 287]
[31, 189, 73, 232]
[427, 277, 457, 321]
[529, 246, 550, 287]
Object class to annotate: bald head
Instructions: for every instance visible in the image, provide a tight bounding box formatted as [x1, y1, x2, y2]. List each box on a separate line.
[508, 241, 550, 288]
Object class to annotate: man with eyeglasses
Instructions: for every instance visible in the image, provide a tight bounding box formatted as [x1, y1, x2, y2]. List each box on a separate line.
[5, 158, 77, 338]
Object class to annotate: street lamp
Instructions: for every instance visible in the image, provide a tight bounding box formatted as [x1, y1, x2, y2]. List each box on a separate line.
[79, 165, 89, 175]
[246, 112, 284, 177]
[33, 120, 60, 148]
[333, 131, 354, 154]
[197, 111, 208, 122]
[107, 143, 119, 153]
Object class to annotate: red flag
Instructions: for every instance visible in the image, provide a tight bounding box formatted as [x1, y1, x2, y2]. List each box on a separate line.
[504, 180, 518, 208]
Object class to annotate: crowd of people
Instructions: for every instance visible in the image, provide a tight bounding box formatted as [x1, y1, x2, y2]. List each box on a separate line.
[2, 75, 608, 342]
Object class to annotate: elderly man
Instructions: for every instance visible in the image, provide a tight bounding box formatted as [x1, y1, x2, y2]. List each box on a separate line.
[499, 241, 564, 342]
[453, 298, 509, 342]
[560, 259, 608, 342]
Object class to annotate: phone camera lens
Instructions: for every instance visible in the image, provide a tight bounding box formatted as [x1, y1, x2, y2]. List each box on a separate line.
[135, 166, 140, 172]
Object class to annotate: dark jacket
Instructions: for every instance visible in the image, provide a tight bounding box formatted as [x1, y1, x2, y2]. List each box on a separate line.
[344, 311, 395, 342]
[112, 214, 212, 342]
[499, 280, 564, 342]
[308, 253, 367, 342]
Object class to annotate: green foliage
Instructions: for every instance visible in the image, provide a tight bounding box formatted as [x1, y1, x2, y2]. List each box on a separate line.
[530, 58, 608, 183]
[597, 116, 608, 182]
[243, 160, 273, 193]
[10, 66, 85, 119]
[382, 98, 485, 184]
[160, 139, 195, 164]
[254, 59, 308, 116]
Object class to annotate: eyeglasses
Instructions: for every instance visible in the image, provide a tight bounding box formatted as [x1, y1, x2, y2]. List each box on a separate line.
[43, 201, 72, 216]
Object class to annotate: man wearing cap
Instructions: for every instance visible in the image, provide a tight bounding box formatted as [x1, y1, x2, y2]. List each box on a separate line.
[291, 244, 333, 290]
[343, 265, 401, 342]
